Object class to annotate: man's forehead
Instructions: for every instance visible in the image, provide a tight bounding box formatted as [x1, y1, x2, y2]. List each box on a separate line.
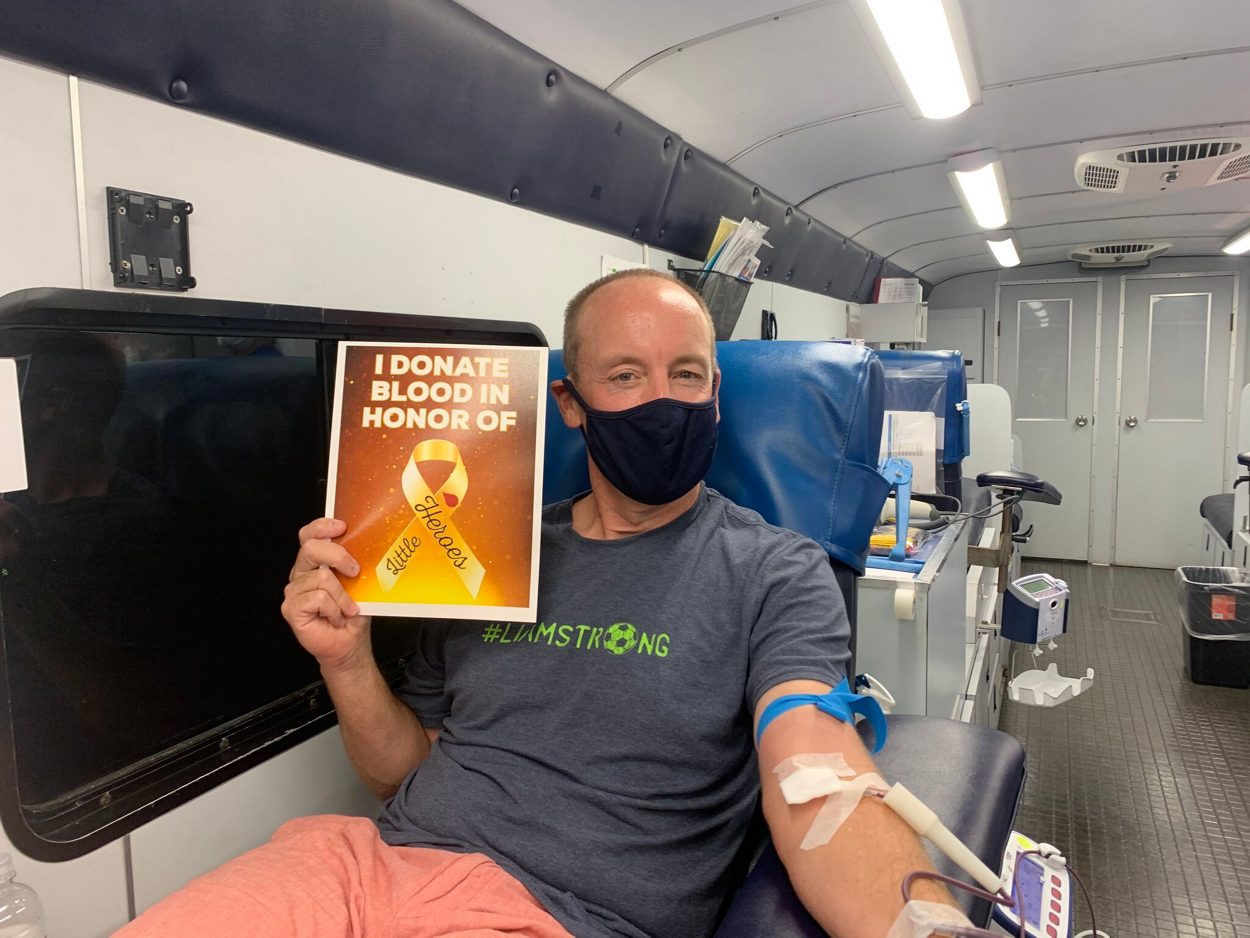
[583, 276, 698, 315]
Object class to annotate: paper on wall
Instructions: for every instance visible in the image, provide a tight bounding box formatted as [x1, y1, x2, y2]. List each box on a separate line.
[0, 359, 28, 494]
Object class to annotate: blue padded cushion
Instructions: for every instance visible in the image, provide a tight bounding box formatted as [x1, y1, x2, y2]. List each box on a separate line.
[543, 341, 891, 574]
[874, 349, 969, 463]
[714, 716, 1026, 934]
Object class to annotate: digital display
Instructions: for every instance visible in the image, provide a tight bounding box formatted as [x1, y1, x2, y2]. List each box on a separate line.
[1022, 578, 1054, 595]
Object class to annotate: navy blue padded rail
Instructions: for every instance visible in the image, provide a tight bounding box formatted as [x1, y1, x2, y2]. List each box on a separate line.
[657, 149, 881, 302]
[544, 341, 891, 574]
[0, 0, 927, 302]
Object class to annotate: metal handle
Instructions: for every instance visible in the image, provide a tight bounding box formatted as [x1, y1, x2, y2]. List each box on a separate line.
[1074, 415, 1088, 428]
[1124, 415, 1138, 429]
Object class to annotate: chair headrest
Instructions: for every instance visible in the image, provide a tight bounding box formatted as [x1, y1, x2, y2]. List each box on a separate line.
[544, 340, 890, 574]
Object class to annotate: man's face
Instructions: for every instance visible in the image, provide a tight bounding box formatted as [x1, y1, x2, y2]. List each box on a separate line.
[563, 277, 717, 417]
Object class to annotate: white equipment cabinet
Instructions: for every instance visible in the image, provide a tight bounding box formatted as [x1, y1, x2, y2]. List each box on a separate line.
[961, 628, 1003, 728]
[1228, 385, 1250, 571]
[856, 520, 971, 719]
[858, 301, 928, 346]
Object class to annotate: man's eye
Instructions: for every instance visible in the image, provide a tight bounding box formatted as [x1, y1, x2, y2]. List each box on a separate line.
[611, 372, 637, 383]
[675, 370, 702, 381]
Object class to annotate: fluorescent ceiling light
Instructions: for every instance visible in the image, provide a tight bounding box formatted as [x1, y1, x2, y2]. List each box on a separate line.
[1223, 225, 1250, 255]
[947, 151, 1010, 229]
[858, 0, 977, 119]
[986, 233, 1020, 267]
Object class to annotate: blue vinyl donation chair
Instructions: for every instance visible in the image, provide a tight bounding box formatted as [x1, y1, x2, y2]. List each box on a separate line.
[544, 341, 1025, 934]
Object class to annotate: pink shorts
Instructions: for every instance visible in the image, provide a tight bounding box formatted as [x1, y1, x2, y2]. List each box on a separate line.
[114, 815, 574, 938]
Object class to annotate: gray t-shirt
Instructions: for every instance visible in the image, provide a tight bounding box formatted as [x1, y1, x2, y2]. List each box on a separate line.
[376, 486, 850, 938]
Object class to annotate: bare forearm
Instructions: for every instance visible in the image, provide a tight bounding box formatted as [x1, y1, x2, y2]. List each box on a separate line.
[756, 681, 963, 935]
[766, 792, 957, 936]
[322, 657, 431, 799]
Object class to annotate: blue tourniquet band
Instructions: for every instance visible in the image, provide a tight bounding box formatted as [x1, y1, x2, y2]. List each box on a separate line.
[754, 677, 888, 753]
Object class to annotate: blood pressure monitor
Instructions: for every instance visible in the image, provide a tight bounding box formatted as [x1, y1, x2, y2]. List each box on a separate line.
[1002, 573, 1069, 645]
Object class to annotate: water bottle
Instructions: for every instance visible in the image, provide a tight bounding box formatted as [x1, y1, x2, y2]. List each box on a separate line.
[0, 854, 44, 938]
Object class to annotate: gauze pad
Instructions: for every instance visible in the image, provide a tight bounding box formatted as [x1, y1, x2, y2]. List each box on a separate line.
[772, 753, 886, 849]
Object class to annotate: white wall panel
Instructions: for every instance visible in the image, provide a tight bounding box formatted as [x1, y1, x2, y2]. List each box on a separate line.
[75, 80, 655, 348]
[128, 727, 379, 917]
[0, 828, 129, 938]
[769, 281, 849, 340]
[458, 0, 787, 90]
[966, 0, 1248, 85]
[614, 3, 891, 160]
[0, 57, 82, 295]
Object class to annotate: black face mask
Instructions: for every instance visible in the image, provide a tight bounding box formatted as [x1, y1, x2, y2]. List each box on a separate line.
[561, 378, 718, 506]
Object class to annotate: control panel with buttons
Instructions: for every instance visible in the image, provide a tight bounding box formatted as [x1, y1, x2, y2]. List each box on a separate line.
[994, 830, 1073, 938]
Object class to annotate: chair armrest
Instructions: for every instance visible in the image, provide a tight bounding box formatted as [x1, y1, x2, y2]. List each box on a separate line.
[975, 470, 1061, 506]
[713, 717, 1025, 936]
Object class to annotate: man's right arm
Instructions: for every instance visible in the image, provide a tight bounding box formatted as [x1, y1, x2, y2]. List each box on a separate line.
[281, 517, 434, 800]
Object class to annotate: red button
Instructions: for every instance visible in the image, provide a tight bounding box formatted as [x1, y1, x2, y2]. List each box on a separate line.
[1050, 912, 1061, 925]
[1051, 888, 1062, 900]
[1047, 927, 1058, 938]
[1051, 900, 1061, 912]
[1051, 875, 1062, 887]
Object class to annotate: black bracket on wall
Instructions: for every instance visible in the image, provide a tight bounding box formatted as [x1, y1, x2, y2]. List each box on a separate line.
[106, 188, 196, 291]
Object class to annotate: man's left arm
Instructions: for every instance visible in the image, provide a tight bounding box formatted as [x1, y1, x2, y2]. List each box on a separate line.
[755, 678, 965, 937]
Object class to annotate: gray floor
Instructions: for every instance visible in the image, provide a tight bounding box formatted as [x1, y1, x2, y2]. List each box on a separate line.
[999, 560, 1250, 938]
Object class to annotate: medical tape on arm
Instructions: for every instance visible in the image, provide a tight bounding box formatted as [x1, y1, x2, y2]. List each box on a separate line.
[755, 677, 888, 753]
[771, 754, 887, 850]
[885, 900, 976, 938]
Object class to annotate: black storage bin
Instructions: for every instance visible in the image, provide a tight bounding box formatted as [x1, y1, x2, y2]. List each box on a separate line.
[673, 269, 750, 341]
[1176, 566, 1250, 688]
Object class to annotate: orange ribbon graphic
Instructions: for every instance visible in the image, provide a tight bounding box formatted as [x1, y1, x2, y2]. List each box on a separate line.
[375, 439, 486, 598]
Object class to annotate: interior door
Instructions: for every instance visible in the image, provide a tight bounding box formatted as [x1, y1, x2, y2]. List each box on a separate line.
[996, 281, 1099, 560]
[1113, 274, 1235, 568]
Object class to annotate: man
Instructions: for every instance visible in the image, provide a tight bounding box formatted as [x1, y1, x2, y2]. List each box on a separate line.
[120, 270, 968, 937]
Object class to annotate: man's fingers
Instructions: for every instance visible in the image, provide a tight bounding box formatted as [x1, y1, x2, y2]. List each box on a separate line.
[316, 590, 349, 629]
[297, 517, 348, 547]
[290, 538, 361, 580]
[283, 587, 356, 630]
[285, 566, 360, 619]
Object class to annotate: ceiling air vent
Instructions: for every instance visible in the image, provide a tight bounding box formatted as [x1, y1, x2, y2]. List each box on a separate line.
[1215, 152, 1250, 182]
[1075, 137, 1250, 194]
[1116, 141, 1239, 164]
[1081, 164, 1122, 191]
[1070, 242, 1171, 268]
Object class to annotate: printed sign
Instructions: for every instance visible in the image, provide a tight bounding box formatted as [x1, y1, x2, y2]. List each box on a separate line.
[1212, 593, 1236, 621]
[326, 342, 547, 620]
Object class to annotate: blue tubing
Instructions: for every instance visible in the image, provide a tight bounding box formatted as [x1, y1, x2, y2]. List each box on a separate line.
[866, 557, 925, 574]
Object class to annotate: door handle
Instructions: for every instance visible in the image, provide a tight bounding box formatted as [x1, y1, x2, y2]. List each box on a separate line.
[1074, 415, 1088, 428]
[1124, 415, 1138, 429]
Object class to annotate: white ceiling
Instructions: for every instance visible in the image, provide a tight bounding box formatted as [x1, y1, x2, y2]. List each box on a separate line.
[458, 0, 1250, 283]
